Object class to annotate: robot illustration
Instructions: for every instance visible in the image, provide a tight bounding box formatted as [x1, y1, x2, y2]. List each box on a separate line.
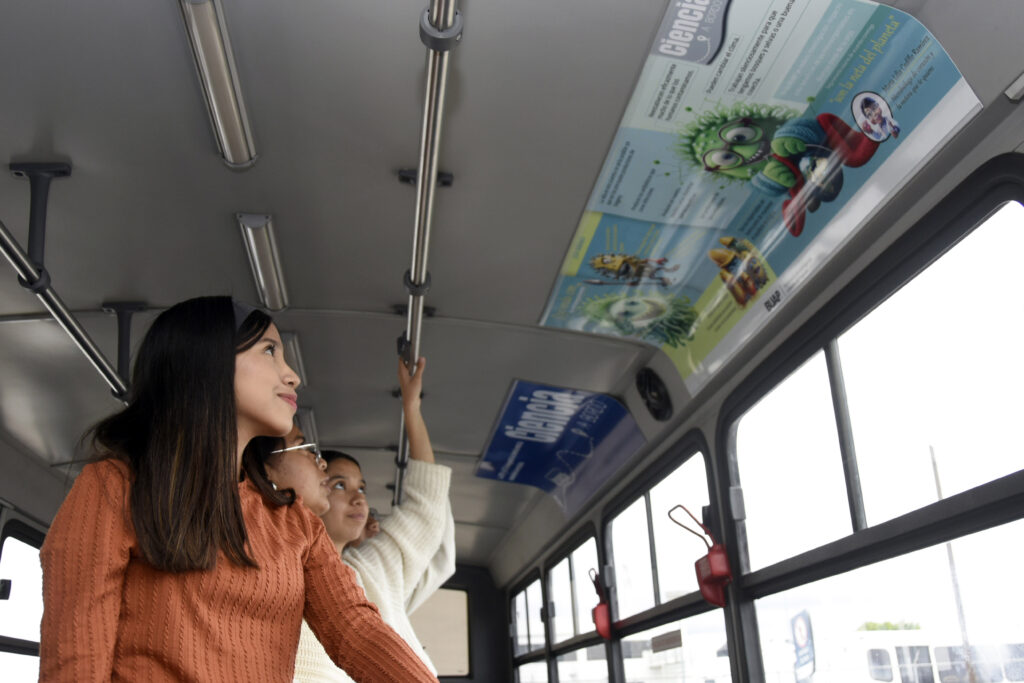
[585, 253, 679, 287]
[708, 237, 769, 306]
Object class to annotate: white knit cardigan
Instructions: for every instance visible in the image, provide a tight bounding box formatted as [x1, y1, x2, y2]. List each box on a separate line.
[293, 460, 456, 682]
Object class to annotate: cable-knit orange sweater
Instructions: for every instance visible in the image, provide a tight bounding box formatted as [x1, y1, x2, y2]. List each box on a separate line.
[39, 459, 438, 682]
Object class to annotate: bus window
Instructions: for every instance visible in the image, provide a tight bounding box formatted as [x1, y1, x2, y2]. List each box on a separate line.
[557, 646, 608, 682]
[935, 646, 1006, 683]
[896, 645, 935, 683]
[609, 497, 654, 618]
[570, 538, 599, 636]
[868, 648, 894, 682]
[526, 579, 545, 651]
[620, 611, 731, 683]
[648, 452, 708, 602]
[549, 536, 599, 644]
[513, 588, 530, 656]
[754, 518, 1024, 683]
[516, 660, 548, 683]
[549, 556, 574, 643]
[0, 524, 44, 680]
[1003, 644, 1024, 681]
[837, 201, 1024, 527]
[735, 351, 850, 570]
[408, 588, 469, 676]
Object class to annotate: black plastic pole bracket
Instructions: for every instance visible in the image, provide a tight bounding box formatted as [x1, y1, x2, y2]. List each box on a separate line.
[419, 8, 464, 52]
[17, 266, 51, 294]
[397, 168, 454, 187]
[10, 162, 71, 270]
[102, 301, 147, 384]
[403, 269, 432, 296]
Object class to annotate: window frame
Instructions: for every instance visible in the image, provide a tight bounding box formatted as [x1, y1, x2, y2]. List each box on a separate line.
[0, 517, 46, 657]
[716, 154, 1024, 683]
[542, 523, 602, 654]
[600, 429, 719, 635]
[509, 569, 548, 665]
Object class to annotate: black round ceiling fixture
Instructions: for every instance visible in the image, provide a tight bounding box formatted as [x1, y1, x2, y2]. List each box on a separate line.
[636, 367, 673, 421]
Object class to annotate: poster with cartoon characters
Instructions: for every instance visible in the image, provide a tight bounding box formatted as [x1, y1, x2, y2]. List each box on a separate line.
[541, 0, 980, 392]
[476, 381, 646, 516]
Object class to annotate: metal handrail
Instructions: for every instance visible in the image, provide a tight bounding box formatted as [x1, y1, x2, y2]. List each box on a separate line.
[393, 0, 460, 506]
[0, 217, 128, 399]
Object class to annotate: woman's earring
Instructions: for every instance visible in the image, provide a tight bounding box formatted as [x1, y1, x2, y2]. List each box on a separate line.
[271, 481, 278, 491]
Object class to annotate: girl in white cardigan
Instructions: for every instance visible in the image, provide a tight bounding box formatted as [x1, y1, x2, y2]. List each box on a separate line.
[292, 358, 456, 682]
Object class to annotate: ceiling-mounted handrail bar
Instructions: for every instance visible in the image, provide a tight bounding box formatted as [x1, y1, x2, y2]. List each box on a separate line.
[0, 217, 128, 400]
[393, 0, 462, 506]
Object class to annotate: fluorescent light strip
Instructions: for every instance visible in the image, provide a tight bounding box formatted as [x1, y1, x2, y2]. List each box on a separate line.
[236, 213, 288, 311]
[179, 0, 257, 168]
[280, 331, 308, 387]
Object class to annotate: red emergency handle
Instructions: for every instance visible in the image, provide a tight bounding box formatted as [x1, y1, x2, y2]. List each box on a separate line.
[589, 568, 612, 640]
[695, 543, 732, 608]
[669, 504, 733, 608]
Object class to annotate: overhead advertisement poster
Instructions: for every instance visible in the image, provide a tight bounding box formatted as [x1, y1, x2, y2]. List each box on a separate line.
[476, 381, 645, 516]
[540, 0, 980, 393]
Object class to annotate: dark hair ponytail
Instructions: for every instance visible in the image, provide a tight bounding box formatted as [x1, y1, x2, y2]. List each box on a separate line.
[89, 296, 273, 572]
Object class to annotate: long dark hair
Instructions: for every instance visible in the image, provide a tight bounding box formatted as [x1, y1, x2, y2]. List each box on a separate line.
[243, 435, 298, 506]
[89, 296, 275, 572]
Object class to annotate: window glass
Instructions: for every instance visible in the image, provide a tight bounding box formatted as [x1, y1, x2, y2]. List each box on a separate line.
[609, 497, 654, 618]
[837, 201, 1024, 526]
[754, 518, 1024, 682]
[549, 557, 574, 644]
[868, 648, 894, 681]
[408, 588, 469, 676]
[517, 660, 549, 682]
[513, 589, 529, 656]
[896, 645, 935, 683]
[735, 351, 850, 570]
[0, 535, 43, 643]
[557, 647, 609, 682]
[526, 579, 545, 651]
[0, 653, 39, 681]
[935, 645, 1006, 683]
[571, 538, 599, 635]
[648, 452, 709, 602]
[621, 610, 732, 682]
[1003, 644, 1024, 681]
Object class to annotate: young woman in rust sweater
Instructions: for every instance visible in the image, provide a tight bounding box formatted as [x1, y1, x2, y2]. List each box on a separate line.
[38, 296, 437, 683]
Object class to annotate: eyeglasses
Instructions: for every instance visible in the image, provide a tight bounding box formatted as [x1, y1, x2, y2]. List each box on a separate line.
[270, 442, 324, 468]
[701, 117, 766, 171]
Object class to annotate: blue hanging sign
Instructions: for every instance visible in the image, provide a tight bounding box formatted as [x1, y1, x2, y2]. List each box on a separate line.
[476, 381, 646, 515]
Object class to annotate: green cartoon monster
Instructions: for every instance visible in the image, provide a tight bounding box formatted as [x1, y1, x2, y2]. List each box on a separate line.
[676, 103, 799, 186]
[677, 103, 880, 236]
[583, 292, 698, 348]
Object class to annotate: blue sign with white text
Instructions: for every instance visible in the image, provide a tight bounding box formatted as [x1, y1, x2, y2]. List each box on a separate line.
[476, 381, 646, 516]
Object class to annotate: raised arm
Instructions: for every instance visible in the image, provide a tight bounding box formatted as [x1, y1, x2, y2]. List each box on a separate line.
[39, 460, 132, 682]
[303, 520, 438, 682]
[345, 357, 452, 603]
[400, 357, 434, 464]
[405, 497, 456, 614]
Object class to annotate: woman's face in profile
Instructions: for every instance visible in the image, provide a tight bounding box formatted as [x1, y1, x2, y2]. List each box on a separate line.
[234, 323, 300, 440]
[266, 424, 331, 516]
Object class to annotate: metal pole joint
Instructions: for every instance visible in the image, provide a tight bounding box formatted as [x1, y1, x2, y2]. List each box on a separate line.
[403, 269, 432, 296]
[419, 8, 463, 51]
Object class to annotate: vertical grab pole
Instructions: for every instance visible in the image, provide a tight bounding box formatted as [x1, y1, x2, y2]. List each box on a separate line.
[393, 0, 462, 506]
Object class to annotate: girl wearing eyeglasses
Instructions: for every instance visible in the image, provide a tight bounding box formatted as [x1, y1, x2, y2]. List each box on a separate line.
[38, 296, 437, 683]
[289, 356, 456, 683]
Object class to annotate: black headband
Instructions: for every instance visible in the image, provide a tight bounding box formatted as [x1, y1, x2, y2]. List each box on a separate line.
[232, 300, 259, 331]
